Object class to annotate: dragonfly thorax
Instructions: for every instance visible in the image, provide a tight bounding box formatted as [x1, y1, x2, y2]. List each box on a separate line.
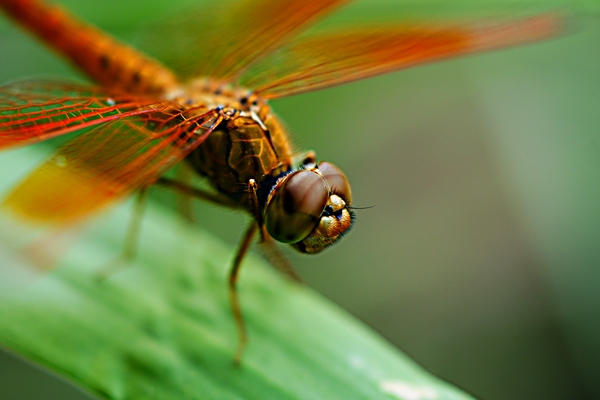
[167, 78, 264, 114]
[181, 83, 355, 253]
[167, 81, 355, 254]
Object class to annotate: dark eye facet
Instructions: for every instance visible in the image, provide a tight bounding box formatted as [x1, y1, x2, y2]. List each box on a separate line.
[293, 162, 353, 254]
[265, 161, 354, 253]
[316, 162, 352, 204]
[265, 170, 328, 243]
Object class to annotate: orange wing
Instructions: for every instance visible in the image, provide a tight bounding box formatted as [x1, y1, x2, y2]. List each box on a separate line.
[139, 0, 349, 81]
[2, 101, 223, 225]
[236, 14, 562, 99]
[0, 81, 163, 149]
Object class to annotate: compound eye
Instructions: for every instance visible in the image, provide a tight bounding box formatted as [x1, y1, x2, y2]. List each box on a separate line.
[265, 170, 328, 244]
[317, 162, 352, 204]
[288, 161, 353, 254]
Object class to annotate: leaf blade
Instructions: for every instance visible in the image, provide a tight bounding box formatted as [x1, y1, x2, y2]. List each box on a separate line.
[0, 154, 474, 400]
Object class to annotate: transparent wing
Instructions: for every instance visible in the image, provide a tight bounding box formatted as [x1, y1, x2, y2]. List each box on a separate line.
[235, 13, 562, 99]
[3, 108, 222, 225]
[0, 81, 163, 149]
[138, 0, 348, 81]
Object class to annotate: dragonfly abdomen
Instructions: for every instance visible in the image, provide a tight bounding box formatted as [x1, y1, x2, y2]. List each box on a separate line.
[1, 0, 178, 95]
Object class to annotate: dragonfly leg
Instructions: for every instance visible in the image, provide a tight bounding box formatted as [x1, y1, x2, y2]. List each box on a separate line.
[96, 187, 148, 281]
[246, 180, 302, 280]
[155, 177, 238, 210]
[122, 187, 149, 261]
[246, 178, 263, 226]
[173, 166, 195, 224]
[259, 225, 303, 283]
[229, 222, 258, 366]
[291, 150, 316, 168]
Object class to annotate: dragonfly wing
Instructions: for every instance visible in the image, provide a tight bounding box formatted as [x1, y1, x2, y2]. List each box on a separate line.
[236, 14, 562, 99]
[139, 0, 349, 81]
[3, 109, 221, 225]
[0, 81, 164, 149]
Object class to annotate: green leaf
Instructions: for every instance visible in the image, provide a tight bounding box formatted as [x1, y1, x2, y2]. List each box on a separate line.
[0, 147, 474, 400]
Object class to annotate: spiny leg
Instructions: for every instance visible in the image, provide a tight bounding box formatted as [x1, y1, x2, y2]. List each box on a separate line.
[230, 222, 258, 366]
[157, 176, 255, 363]
[173, 165, 196, 224]
[122, 187, 149, 261]
[229, 180, 302, 363]
[259, 225, 303, 283]
[97, 177, 227, 281]
[247, 178, 262, 226]
[158, 176, 298, 363]
[95, 187, 148, 281]
[155, 177, 238, 209]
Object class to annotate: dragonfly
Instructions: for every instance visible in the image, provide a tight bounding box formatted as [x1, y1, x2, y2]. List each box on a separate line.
[0, 0, 562, 363]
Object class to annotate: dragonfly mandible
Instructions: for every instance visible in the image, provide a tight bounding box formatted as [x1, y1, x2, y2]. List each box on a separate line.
[0, 0, 562, 363]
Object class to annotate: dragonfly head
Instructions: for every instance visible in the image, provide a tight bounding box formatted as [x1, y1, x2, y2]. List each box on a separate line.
[264, 162, 353, 254]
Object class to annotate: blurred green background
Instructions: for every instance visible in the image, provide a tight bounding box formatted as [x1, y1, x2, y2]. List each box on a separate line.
[1, 1, 599, 399]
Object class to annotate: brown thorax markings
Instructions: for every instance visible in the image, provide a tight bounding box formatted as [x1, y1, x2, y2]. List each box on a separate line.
[166, 78, 269, 129]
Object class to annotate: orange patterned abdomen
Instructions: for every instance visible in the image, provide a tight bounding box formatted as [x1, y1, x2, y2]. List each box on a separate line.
[1, 0, 178, 95]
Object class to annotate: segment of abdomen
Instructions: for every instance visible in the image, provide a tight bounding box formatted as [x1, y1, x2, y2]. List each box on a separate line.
[0, 0, 178, 95]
